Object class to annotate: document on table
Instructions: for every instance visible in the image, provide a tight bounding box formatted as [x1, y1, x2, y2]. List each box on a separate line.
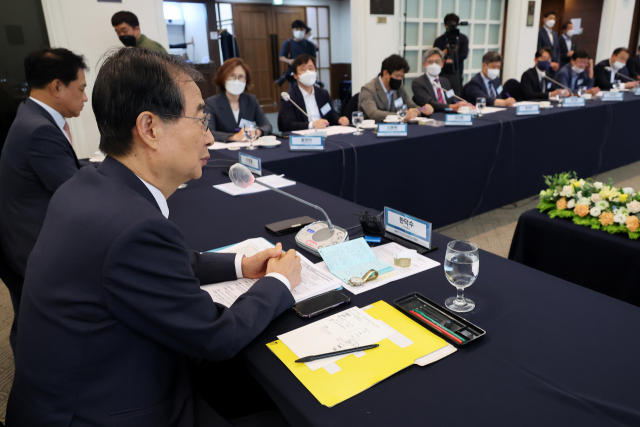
[291, 126, 356, 136]
[213, 174, 296, 196]
[200, 238, 342, 307]
[514, 101, 541, 106]
[316, 242, 441, 295]
[318, 238, 394, 285]
[480, 106, 507, 114]
[278, 306, 396, 370]
[208, 141, 250, 150]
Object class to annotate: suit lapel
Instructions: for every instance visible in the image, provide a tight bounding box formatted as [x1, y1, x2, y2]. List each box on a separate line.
[291, 87, 307, 120]
[314, 89, 326, 117]
[217, 94, 238, 125]
[374, 79, 390, 110]
[237, 94, 248, 124]
[97, 156, 160, 212]
[26, 99, 78, 164]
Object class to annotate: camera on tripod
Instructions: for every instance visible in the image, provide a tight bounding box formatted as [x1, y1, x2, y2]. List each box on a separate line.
[444, 20, 468, 46]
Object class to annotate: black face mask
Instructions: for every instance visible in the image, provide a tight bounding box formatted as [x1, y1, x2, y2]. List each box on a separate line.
[389, 77, 402, 90]
[119, 35, 136, 47]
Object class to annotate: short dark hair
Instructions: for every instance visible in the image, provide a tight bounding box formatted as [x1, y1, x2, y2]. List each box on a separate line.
[535, 47, 552, 59]
[379, 54, 410, 76]
[24, 48, 88, 90]
[444, 13, 459, 25]
[613, 47, 629, 56]
[291, 54, 315, 74]
[482, 51, 502, 65]
[93, 48, 202, 157]
[291, 20, 306, 29]
[214, 57, 252, 90]
[561, 22, 572, 30]
[111, 11, 140, 28]
[572, 50, 590, 60]
[543, 11, 556, 18]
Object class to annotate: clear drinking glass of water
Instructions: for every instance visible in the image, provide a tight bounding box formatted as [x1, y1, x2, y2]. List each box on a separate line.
[556, 90, 565, 107]
[444, 240, 479, 313]
[244, 123, 258, 150]
[578, 86, 587, 96]
[614, 79, 622, 90]
[475, 97, 486, 117]
[352, 111, 363, 135]
[397, 104, 408, 122]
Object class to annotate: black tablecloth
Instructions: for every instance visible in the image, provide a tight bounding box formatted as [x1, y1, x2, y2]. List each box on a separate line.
[509, 209, 640, 307]
[216, 93, 640, 228]
[167, 164, 640, 427]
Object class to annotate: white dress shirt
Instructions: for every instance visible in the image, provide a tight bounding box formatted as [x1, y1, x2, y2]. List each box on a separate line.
[137, 176, 291, 289]
[29, 97, 71, 143]
[232, 109, 240, 123]
[535, 67, 550, 98]
[298, 85, 321, 129]
[609, 59, 616, 83]
[545, 27, 554, 46]
[378, 76, 394, 110]
[562, 34, 572, 53]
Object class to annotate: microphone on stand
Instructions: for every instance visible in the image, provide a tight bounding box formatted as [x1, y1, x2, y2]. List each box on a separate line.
[281, 92, 318, 132]
[542, 74, 574, 100]
[229, 163, 348, 255]
[604, 66, 638, 83]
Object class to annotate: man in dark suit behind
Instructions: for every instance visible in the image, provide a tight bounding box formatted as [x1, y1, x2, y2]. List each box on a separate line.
[521, 47, 568, 100]
[462, 51, 516, 107]
[538, 11, 561, 75]
[6, 47, 302, 427]
[594, 47, 640, 90]
[627, 46, 640, 80]
[558, 22, 576, 69]
[0, 48, 87, 351]
[278, 54, 349, 131]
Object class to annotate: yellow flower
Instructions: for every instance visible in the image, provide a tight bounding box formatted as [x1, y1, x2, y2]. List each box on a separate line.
[572, 181, 581, 188]
[619, 194, 629, 203]
[599, 187, 621, 201]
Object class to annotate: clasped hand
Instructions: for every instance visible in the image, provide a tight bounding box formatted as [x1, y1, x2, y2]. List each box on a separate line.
[241, 242, 302, 289]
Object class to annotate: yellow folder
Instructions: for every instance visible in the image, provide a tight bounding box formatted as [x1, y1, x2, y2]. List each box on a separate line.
[266, 300, 448, 407]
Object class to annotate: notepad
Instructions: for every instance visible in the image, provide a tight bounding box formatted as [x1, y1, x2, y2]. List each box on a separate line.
[213, 175, 296, 196]
[318, 238, 394, 285]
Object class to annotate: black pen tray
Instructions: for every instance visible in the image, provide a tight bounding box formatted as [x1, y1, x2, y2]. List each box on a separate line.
[394, 293, 486, 346]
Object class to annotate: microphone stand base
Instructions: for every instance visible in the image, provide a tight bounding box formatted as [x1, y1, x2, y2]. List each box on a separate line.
[295, 221, 349, 256]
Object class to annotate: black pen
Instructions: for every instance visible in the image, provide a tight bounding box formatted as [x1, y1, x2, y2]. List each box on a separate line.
[294, 344, 380, 363]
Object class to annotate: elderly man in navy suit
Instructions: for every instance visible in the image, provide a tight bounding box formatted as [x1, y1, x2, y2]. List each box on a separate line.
[462, 51, 516, 107]
[6, 47, 302, 427]
[0, 48, 87, 351]
[538, 11, 561, 74]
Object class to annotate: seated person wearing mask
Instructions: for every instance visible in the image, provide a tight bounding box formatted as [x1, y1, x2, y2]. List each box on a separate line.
[112, 11, 167, 53]
[279, 54, 349, 131]
[521, 47, 569, 100]
[411, 48, 471, 112]
[205, 58, 272, 142]
[463, 51, 516, 107]
[555, 50, 599, 94]
[6, 47, 301, 427]
[594, 47, 639, 90]
[0, 48, 86, 351]
[359, 54, 434, 121]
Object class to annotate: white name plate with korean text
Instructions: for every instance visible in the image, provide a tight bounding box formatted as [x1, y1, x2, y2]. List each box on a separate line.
[445, 114, 473, 126]
[635, 87, 640, 96]
[562, 97, 586, 107]
[377, 123, 408, 137]
[289, 135, 324, 151]
[516, 104, 540, 115]
[602, 92, 624, 102]
[384, 207, 432, 250]
[239, 152, 262, 176]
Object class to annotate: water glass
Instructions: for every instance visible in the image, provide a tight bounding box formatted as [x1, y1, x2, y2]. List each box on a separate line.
[614, 79, 622, 90]
[578, 86, 587, 96]
[244, 122, 258, 150]
[556, 90, 565, 107]
[475, 97, 486, 117]
[352, 111, 363, 136]
[444, 240, 479, 313]
[397, 104, 408, 122]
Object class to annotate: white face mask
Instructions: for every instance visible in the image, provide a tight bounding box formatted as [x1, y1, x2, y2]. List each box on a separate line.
[566, 30, 575, 37]
[298, 70, 317, 86]
[426, 63, 441, 77]
[572, 65, 585, 74]
[486, 68, 500, 80]
[225, 79, 246, 95]
[545, 19, 556, 29]
[613, 60, 625, 70]
[293, 30, 305, 41]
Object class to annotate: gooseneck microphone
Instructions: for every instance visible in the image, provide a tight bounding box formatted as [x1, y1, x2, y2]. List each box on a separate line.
[542, 74, 574, 96]
[281, 92, 318, 131]
[604, 66, 638, 83]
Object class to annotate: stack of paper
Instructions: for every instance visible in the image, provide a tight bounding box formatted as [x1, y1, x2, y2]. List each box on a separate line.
[213, 174, 295, 196]
[291, 126, 356, 136]
[317, 238, 394, 285]
[480, 106, 507, 114]
[200, 238, 342, 306]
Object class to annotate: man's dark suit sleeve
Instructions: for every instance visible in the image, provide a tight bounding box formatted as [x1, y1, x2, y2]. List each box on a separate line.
[464, 79, 494, 106]
[102, 217, 294, 361]
[521, 71, 549, 100]
[458, 34, 469, 61]
[319, 91, 341, 125]
[594, 63, 613, 90]
[412, 78, 447, 112]
[278, 95, 309, 131]
[27, 125, 78, 193]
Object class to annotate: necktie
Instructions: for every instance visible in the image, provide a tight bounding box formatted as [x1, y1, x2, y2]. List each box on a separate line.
[434, 78, 445, 104]
[541, 77, 545, 93]
[63, 122, 73, 146]
[488, 82, 496, 98]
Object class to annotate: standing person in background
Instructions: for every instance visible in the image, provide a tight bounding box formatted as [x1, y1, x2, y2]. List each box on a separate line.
[433, 13, 468, 95]
[627, 45, 640, 80]
[538, 11, 561, 74]
[305, 27, 319, 51]
[112, 11, 167, 53]
[277, 20, 317, 85]
[0, 48, 87, 352]
[559, 22, 576, 69]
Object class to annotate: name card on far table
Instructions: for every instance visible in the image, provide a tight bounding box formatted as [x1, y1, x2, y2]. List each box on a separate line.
[239, 152, 262, 176]
[562, 97, 586, 107]
[384, 207, 432, 250]
[377, 123, 408, 137]
[602, 92, 624, 102]
[289, 135, 324, 151]
[516, 104, 540, 115]
[445, 114, 473, 126]
[635, 87, 640, 96]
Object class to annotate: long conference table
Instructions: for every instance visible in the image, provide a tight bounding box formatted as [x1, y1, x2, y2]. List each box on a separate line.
[216, 92, 640, 228]
[166, 163, 640, 426]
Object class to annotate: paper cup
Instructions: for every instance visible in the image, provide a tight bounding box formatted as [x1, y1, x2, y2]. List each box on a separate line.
[539, 101, 551, 109]
[362, 120, 375, 126]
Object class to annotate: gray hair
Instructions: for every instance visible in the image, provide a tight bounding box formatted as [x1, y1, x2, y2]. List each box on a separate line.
[423, 48, 444, 63]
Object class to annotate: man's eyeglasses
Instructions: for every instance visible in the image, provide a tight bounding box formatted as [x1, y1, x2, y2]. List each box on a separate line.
[162, 113, 210, 132]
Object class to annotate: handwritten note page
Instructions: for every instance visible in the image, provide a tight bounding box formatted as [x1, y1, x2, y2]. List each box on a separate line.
[278, 307, 395, 370]
[200, 238, 342, 306]
[213, 175, 296, 197]
[318, 238, 394, 285]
